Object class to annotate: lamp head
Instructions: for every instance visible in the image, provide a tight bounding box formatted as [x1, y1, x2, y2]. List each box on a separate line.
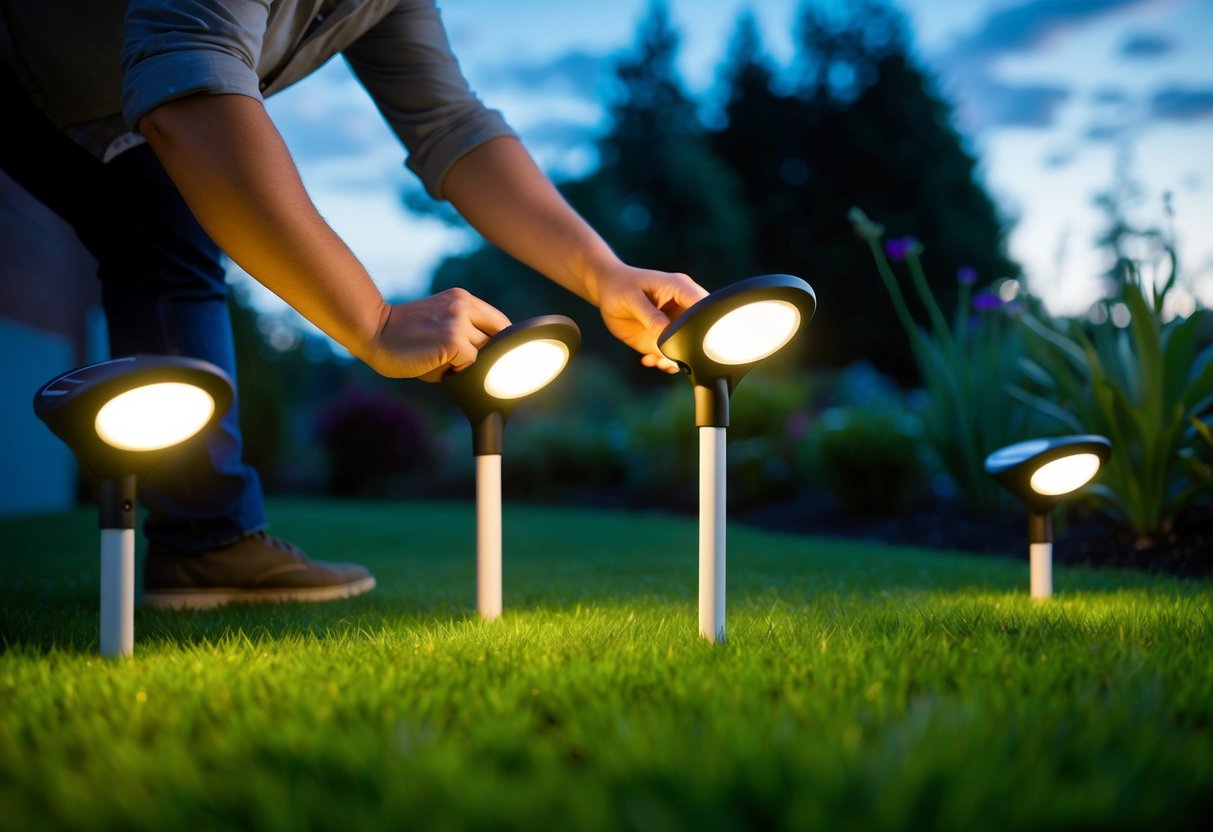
[985, 434, 1111, 514]
[657, 274, 816, 426]
[33, 355, 233, 479]
[442, 315, 580, 455]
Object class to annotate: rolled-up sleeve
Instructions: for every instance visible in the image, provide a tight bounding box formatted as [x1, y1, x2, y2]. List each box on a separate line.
[343, 0, 517, 199]
[120, 0, 271, 129]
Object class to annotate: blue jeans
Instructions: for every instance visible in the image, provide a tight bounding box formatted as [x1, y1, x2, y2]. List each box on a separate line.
[2, 67, 267, 552]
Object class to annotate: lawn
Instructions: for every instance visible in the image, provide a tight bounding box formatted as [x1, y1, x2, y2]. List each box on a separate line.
[1, 498, 1210, 830]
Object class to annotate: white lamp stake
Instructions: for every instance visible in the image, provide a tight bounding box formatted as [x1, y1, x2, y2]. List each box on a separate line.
[34, 355, 233, 658]
[476, 453, 504, 620]
[699, 426, 727, 641]
[657, 275, 817, 643]
[985, 435, 1111, 600]
[443, 316, 580, 621]
[1029, 541, 1053, 600]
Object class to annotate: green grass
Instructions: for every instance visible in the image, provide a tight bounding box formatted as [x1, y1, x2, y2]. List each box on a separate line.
[1, 498, 1210, 831]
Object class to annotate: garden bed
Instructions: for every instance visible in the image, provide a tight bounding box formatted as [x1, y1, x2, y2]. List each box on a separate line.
[738, 492, 1213, 579]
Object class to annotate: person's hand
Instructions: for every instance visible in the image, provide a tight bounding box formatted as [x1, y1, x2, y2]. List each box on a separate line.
[364, 288, 511, 380]
[594, 264, 709, 372]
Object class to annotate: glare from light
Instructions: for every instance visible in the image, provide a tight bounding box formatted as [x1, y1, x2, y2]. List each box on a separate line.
[95, 382, 216, 451]
[702, 300, 801, 365]
[986, 439, 1049, 468]
[483, 339, 570, 400]
[1030, 453, 1101, 496]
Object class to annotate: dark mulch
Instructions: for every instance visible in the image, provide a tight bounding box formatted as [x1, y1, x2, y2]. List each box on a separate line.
[737, 492, 1213, 580]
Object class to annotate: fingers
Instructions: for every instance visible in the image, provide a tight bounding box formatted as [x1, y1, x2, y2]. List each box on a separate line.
[641, 352, 681, 373]
[370, 288, 511, 380]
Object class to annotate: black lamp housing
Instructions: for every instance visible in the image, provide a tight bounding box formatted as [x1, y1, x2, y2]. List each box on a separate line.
[985, 434, 1111, 515]
[657, 274, 816, 427]
[33, 354, 234, 481]
[442, 315, 581, 456]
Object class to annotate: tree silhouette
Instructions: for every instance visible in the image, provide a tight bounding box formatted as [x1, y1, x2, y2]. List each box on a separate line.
[711, 0, 1018, 380]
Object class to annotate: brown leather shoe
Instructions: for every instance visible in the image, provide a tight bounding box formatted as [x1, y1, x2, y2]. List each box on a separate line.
[142, 531, 376, 610]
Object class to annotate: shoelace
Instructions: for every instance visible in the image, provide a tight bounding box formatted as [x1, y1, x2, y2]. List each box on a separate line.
[251, 531, 308, 561]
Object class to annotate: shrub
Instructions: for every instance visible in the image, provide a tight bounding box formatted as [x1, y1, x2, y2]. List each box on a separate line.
[804, 404, 925, 513]
[849, 207, 1038, 512]
[314, 387, 432, 495]
[621, 375, 816, 511]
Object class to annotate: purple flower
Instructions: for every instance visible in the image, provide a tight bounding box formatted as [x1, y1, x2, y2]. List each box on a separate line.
[971, 291, 1004, 312]
[883, 236, 919, 261]
[957, 266, 978, 285]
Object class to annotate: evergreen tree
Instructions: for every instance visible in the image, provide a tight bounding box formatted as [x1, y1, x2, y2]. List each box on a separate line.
[712, 0, 1018, 380]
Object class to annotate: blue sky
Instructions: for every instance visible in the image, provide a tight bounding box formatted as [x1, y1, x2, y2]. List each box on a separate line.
[247, 0, 1213, 329]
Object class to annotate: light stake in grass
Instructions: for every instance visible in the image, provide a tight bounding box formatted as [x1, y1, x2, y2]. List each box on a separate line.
[443, 316, 580, 620]
[657, 274, 816, 642]
[33, 355, 233, 657]
[985, 434, 1112, 599]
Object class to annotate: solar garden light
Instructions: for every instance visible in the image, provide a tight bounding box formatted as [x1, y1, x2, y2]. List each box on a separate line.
[442, 315, 580, 621]
[33, 355, 233, 658]
[985, 435, 1112, 599]
[656, 274, 817, 642]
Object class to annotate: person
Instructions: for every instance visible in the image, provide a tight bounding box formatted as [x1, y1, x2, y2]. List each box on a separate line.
[0, 0, 707, 609]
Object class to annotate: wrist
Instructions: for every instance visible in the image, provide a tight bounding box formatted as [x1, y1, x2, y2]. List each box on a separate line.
[570, 243, 622, 308]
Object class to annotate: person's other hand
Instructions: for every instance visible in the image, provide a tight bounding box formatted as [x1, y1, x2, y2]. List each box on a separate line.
[365, 288, 511, 380]
[595, 265, 709, 372]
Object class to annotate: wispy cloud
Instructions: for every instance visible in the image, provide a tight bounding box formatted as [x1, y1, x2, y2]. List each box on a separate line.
[938, 0, 1165, 131]
[1119, 32, 1175, 58]
[481, 49, 613, 100]
[1150, 86, 1213, 121]
[956, 0, 1155, 55]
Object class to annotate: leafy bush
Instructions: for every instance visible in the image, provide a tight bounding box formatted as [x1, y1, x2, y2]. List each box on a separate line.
[314, 387, 432, 495]
[849, 207, 1037, 512]
[804, 405, 925, 513]
[621, 375, 815, 511]
[503, 416, 629, 501]
[1011, 260, 1213, 540]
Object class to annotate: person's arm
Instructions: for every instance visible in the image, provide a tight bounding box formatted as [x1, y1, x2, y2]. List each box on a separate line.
[342, 2, 706, 370]
[442, 136, 707, 371]
[137, 93, 509, 379]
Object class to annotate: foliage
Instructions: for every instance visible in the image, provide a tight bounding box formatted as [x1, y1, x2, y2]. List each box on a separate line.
[2, 501, 1212, 830]
[850, 208, 1038, 513]
[621, 374, 816, 511]
[314, 386, 433, 495]
[805, 404, 925, 512]
[1011, 262, 1213, 540]
[711, 0, 1017, 380]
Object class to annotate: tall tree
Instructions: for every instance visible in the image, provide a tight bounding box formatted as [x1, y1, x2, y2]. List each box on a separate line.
[712, 0, 1018, 381]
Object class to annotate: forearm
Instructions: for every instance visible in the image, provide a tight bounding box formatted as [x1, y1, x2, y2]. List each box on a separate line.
[442, 136, 620, 306]
[137, 93, 387, 358]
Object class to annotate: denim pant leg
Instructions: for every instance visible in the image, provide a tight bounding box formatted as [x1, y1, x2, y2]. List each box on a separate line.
[98, 145, 268, 552]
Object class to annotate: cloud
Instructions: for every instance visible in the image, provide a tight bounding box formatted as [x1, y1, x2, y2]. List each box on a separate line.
[482, 49, 612, 99]
[1092, 87, 1128, 105]
[966, 79, 1072, 127]
[936, 0, 1164, 130]
[1150, 87, 1213, 121]
[1119, 32, 1175, 58]
[955, 0, 1159, 57]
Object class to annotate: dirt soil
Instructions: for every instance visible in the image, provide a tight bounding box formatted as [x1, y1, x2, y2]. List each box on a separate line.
[737, 493, 1213, 580]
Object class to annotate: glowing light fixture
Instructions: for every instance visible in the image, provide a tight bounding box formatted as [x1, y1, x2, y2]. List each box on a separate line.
[985, 434, 1111, 599]
[33, 355, 233, 657]
[657, 274, 817, 642]
[443, 316, 580, 619]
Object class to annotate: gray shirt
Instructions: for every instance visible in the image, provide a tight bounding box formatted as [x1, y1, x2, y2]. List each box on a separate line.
[0, 0, 516, 198]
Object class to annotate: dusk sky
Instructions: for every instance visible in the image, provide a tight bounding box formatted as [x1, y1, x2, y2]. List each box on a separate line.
[247, 0, 1213, 331]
